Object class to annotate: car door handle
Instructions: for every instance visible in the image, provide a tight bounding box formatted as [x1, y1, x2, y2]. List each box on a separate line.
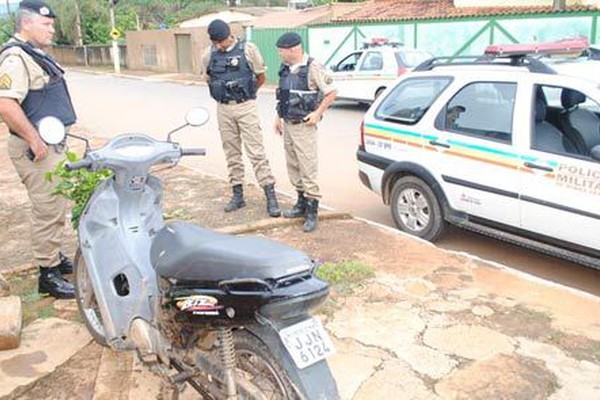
[429, 140, 450, 148]
[524, 162, 554, 172]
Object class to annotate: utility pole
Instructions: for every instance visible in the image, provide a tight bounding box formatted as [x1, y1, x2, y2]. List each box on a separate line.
[109, 0, 121, 74]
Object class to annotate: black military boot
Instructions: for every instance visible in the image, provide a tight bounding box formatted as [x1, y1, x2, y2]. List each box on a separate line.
[39, 266, 75, 299]
[263, 184, 281, 218]
[283, 191, 306, 219]
[58, 252, 74, 275]
[224, 184, 246, 212]
[302, 198, 319, 233]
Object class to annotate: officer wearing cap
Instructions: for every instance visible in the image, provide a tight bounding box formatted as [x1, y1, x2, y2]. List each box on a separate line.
[199, 19, 281, 218]
[274, 32, 337, 233]
[0, 0, 76, 299]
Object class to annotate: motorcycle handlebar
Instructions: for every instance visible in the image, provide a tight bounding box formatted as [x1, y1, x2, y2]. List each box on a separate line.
[65, 159, 93, 171]
[181, 148, 206, 156]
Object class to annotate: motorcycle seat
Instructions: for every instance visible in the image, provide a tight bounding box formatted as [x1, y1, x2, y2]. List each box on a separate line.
[150, 222, 312, 282]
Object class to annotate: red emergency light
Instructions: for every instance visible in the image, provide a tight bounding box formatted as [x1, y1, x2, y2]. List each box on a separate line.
[484, 38, 589, 56]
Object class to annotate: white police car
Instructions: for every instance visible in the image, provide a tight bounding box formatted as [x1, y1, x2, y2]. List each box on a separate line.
[330, 38, 433, 103]
[357, 43, 600, 269]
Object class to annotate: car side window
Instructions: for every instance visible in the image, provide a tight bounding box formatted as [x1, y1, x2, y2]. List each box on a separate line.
[533, 85, 600, 159]
[360, 51, 383, 71]
[335, 52, 362, 72]
[375, 77, 452, 125]
[439, 82, 516, 144]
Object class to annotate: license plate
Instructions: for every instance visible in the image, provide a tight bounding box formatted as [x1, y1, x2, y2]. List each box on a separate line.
[279, 317, 335, 369]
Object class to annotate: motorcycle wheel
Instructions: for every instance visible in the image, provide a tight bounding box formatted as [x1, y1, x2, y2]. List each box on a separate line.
[74, 248, 108, 346]
[233, 330, 296, 399]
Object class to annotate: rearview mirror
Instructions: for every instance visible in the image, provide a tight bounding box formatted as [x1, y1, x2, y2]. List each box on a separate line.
[37, 116, 65, 144]
[185, 107, 209, 127]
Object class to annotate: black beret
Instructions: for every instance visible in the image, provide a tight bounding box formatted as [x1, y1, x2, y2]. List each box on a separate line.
[208, 19, 230, 42]
[19, 0, 56, 18]
[276, 32, 302, 49]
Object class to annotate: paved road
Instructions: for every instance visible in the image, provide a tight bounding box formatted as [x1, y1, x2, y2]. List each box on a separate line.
[67, 71, 600, 296]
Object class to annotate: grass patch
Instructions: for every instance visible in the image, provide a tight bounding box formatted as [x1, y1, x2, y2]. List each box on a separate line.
[7, 272, 56, 326]
[316, 260, 374, 295]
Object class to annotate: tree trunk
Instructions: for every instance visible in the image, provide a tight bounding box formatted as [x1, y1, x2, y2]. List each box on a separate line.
[74, 0, 83, 46]
[552, 0, 566, 11]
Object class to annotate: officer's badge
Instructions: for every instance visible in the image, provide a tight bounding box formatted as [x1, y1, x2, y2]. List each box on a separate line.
[0, 74, 12, 90]
[39, 6, 50, 16]
[230, 57, 239, 67]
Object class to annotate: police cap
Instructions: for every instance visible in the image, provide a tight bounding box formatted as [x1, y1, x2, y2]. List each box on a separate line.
[19, 0, 56, 18]
[276, 32, 302, 49]
[208, 19, 230, 42]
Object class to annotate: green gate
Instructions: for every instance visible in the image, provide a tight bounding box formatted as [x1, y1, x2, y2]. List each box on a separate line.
[251, 11, 600, 84]
[250, 27, 308, 84]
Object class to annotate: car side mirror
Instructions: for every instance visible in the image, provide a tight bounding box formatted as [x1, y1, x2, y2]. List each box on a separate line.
[330, 64, 337, 72]
[591, 145, 600, 161]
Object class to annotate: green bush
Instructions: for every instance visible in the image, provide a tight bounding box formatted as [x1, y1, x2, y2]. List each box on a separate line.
[45, 151, 112, 229]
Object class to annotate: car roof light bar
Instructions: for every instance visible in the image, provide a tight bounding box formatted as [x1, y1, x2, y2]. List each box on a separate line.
[484, 38, 589, 57]
[414, 54, 557, 74]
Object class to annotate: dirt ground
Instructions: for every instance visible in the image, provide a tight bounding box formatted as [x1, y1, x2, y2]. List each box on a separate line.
[2, 124, 600, 399]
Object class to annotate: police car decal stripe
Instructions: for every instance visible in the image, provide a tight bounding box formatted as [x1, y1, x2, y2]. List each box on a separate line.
[365, 122, 558, 177]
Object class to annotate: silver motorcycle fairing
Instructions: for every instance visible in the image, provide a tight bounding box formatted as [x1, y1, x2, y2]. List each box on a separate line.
[78, 175, 165, 350]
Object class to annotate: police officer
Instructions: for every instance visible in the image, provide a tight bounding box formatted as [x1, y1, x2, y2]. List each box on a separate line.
[200, 19, 281, 218]
[0, 1, 76, 299]
[274, 32, 337, 233]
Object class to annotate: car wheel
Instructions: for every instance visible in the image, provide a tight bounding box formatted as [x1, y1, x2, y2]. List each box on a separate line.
[390, 176, 446, 241]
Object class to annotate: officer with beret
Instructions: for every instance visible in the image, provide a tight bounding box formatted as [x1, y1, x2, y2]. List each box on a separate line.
[200, 19, 281, 218]
[274, 32, 337, 233]
[0, 1, 76, 299]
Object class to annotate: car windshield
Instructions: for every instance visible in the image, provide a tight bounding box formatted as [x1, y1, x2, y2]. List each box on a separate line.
[396, 50, 434, 68]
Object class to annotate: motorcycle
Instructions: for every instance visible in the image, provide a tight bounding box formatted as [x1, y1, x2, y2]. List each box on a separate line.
[39, 109, 339, 399]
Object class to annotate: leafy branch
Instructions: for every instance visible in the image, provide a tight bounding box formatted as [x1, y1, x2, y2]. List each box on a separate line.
[45, 151, 112, 229]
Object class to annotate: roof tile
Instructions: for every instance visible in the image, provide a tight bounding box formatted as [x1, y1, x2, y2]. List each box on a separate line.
[333, 0, 599, 23]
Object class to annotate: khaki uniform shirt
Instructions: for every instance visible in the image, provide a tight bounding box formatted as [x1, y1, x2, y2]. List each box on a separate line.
[0, 35, 50, 103]
[287, 53, 336, 96]
[200, 38, 266, 82]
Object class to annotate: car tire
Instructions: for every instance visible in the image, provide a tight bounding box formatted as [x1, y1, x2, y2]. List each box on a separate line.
[390, 176, 446, 241]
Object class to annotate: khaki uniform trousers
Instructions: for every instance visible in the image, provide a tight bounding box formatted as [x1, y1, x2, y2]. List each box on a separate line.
[216, 100, 274, 187]
[8, 134, 65, 268]
[283, 121, 320, 199]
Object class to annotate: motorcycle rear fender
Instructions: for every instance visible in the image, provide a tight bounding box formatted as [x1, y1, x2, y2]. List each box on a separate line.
[245, 315, 340, 400]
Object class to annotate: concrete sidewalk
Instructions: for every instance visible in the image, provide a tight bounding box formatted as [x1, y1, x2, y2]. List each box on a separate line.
[0, 160, 599, 399]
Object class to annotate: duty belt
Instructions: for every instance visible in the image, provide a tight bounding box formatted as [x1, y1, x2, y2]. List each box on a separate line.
[285, 119, 305, 125]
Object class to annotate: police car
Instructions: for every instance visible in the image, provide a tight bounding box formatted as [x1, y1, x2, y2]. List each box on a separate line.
[357, 40, 600, 269]
[329, 38, 433, 103]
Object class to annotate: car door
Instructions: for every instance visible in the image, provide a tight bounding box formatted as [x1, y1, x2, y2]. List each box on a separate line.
[432, 80, 523, 227]
[519, 83, 600, 253]
[330, 51, 362, 100]
[351, 50, 385, 102]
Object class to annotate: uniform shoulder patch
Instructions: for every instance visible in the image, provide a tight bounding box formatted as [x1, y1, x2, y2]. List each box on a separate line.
[0, 73, 12, 90]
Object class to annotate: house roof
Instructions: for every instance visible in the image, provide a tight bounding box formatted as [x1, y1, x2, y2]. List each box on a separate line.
[179, 10, 255, 28]
[332, 0, 599, 23]
[249, 5, 335, 28]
